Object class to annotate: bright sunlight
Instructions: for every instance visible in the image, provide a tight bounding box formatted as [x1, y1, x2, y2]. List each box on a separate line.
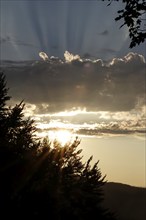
[48, 130, 73, 146]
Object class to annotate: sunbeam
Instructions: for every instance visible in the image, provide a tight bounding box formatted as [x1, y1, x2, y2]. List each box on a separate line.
[0, 0, 135, 61]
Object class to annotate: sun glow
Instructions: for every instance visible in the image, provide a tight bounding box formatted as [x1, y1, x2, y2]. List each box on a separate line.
[48, 130, 73, 146]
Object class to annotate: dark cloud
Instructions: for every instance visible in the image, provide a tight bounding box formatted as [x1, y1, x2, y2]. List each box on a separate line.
[98, 30, 109, 36]
[82, 53, 94, 59]
[0, 36, 11, 44]
[1, 52, 145, 113]
[76, 127, 146, 137]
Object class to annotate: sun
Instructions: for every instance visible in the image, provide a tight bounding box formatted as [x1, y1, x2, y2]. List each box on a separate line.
[48, 130, 73, 146]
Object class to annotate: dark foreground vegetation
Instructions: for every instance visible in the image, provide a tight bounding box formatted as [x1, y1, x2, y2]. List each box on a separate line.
[0, 72, 117, 219]
[103, 0, 146, 48]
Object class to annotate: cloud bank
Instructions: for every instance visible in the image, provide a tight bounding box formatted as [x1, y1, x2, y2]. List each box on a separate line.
[1, 52, 145, 114]
[26, 103, 145, 137]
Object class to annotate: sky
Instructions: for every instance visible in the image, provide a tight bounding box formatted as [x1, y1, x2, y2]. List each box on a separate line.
[0, 0, 146, 187]
[1, 0, 145, 61]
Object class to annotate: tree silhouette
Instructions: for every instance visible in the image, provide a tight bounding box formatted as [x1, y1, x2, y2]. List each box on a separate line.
[0, 73, 10, 112]
[103, 0, 146, 48]
[0, 72, 39, 218]
[0, 72, 117, 219]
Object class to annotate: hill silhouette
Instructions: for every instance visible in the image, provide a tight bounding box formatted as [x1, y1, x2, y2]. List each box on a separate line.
[103, 182, 146, 220]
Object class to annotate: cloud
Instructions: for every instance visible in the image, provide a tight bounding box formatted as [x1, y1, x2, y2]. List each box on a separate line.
[64, 51, 81, 62]
[6, 92, 146, 138]
[39, 52, 49, 61]
[0, 36, 11, 44]
[1, 52, 145, 114]
[98, 30, 109, 36]
[34, 110, 146, 138]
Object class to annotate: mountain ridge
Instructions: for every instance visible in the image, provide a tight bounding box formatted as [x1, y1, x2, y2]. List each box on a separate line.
[103, 182, 146, 220]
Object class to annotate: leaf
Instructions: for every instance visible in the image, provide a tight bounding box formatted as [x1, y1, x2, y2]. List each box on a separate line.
[117, 9, 124, 13]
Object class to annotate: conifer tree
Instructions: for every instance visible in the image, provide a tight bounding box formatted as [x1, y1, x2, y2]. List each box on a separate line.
[0, 72, 117, 219]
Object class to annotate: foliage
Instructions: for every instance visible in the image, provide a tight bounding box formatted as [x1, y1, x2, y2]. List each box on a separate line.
[102, 0, 146, 48]
[0, 73, 10, 114]
[0, 72, 116, 219]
